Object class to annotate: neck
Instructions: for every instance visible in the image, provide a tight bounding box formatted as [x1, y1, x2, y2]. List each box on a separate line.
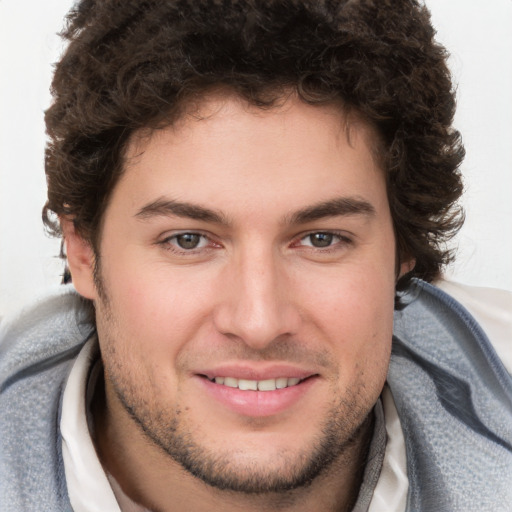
[92, 375, 374, 512]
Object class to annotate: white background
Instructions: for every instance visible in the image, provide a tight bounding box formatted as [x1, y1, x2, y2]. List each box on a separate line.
[1, 0, 511, 317]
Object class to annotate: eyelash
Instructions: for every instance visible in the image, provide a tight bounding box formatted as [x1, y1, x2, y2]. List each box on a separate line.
[293, 231, 353, 252]
[158, 230, 353, 255]
[158, 232, 219, 254]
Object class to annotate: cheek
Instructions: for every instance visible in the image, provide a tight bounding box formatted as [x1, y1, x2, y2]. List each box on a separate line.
[304, 260, 395, 329]
[299, 262, 395, 380]
[96, 254, 219, 362]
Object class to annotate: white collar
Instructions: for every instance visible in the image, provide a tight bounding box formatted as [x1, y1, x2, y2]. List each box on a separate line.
[61, 337, 147, 512]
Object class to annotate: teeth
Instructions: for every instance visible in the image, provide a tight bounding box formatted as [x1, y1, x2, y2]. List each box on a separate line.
[276, 377, 288, 389]
[258, 379, 277, 391]
[212, 376, 303, 391]
[223, 377, 238, 388]
[238, 379, 258, 391]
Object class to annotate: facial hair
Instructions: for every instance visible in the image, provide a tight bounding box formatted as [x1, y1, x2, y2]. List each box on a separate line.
[94, 280, 377, 496]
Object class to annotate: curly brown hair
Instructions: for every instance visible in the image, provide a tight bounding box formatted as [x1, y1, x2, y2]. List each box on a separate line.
[43, 0, 464, 295]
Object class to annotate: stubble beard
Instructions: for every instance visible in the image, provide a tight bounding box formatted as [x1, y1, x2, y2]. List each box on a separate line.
[102, 346, 374, 496]
[113, 376, 373, 495]
[94, 275, 377, 496]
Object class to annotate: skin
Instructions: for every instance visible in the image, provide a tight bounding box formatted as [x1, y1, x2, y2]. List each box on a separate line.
[64, 94, 409, 512]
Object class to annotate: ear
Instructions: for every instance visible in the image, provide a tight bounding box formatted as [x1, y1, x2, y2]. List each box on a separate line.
[60, 217, 97, 300]
[398, 258, 415, 279]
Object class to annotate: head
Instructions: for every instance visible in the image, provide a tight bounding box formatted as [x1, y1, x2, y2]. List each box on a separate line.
[43, 0, 464, 501]
[44, 0, 464, 298]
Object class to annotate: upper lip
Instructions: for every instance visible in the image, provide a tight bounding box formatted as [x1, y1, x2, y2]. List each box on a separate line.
[194, 363, 317, 381]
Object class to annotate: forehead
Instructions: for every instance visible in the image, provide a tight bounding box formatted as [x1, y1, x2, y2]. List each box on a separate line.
[127, 91, 381, 165]
[112, 93, 386, 223]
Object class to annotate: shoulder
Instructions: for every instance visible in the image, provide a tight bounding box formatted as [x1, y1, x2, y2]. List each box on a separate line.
[0, 286, 89, 510]
[393, 278, 511, 378]
[0, 285, 95, 389]
[388, 279, 512, 509]
[435, 279, 512, 374]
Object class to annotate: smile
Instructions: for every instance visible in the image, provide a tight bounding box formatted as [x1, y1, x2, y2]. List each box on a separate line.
[199, 372, 318, 416]
[207, 376, 303, 391]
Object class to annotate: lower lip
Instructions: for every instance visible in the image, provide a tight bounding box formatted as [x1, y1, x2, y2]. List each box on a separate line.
[198, 376, 317, 417]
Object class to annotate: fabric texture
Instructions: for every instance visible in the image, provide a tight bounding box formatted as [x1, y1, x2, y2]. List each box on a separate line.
[0, 287, 94, 511]
[389, 280, 512, 511]
[1, 280, 511, 511]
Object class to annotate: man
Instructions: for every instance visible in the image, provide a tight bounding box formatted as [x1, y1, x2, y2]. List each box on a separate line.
[1, 1, 511, 511]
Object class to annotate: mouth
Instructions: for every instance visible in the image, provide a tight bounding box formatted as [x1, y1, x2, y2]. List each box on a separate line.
[195, 367, 319, 417]
[203, 376, 307, 391]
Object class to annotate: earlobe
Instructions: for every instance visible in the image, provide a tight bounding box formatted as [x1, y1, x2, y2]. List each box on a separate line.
[60, 218, 97, 300]
[399, 258, 416, 279]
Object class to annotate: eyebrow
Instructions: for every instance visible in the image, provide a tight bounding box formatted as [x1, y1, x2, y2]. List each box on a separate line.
[286, 197, 376, 225]
[135, 196, 375, 226]
[135, 198, 228, 224]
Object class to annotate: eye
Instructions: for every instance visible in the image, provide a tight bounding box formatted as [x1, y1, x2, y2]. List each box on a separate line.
[299, 232, 349, 249]
[302, 232, 335, 248]
[165, 232, 210, 250]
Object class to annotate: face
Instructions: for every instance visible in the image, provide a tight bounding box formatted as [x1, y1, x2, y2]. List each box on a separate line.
[70, 95, 399, 493]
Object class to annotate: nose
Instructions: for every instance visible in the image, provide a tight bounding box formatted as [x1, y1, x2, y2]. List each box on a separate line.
[213, 246, 301, 349]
